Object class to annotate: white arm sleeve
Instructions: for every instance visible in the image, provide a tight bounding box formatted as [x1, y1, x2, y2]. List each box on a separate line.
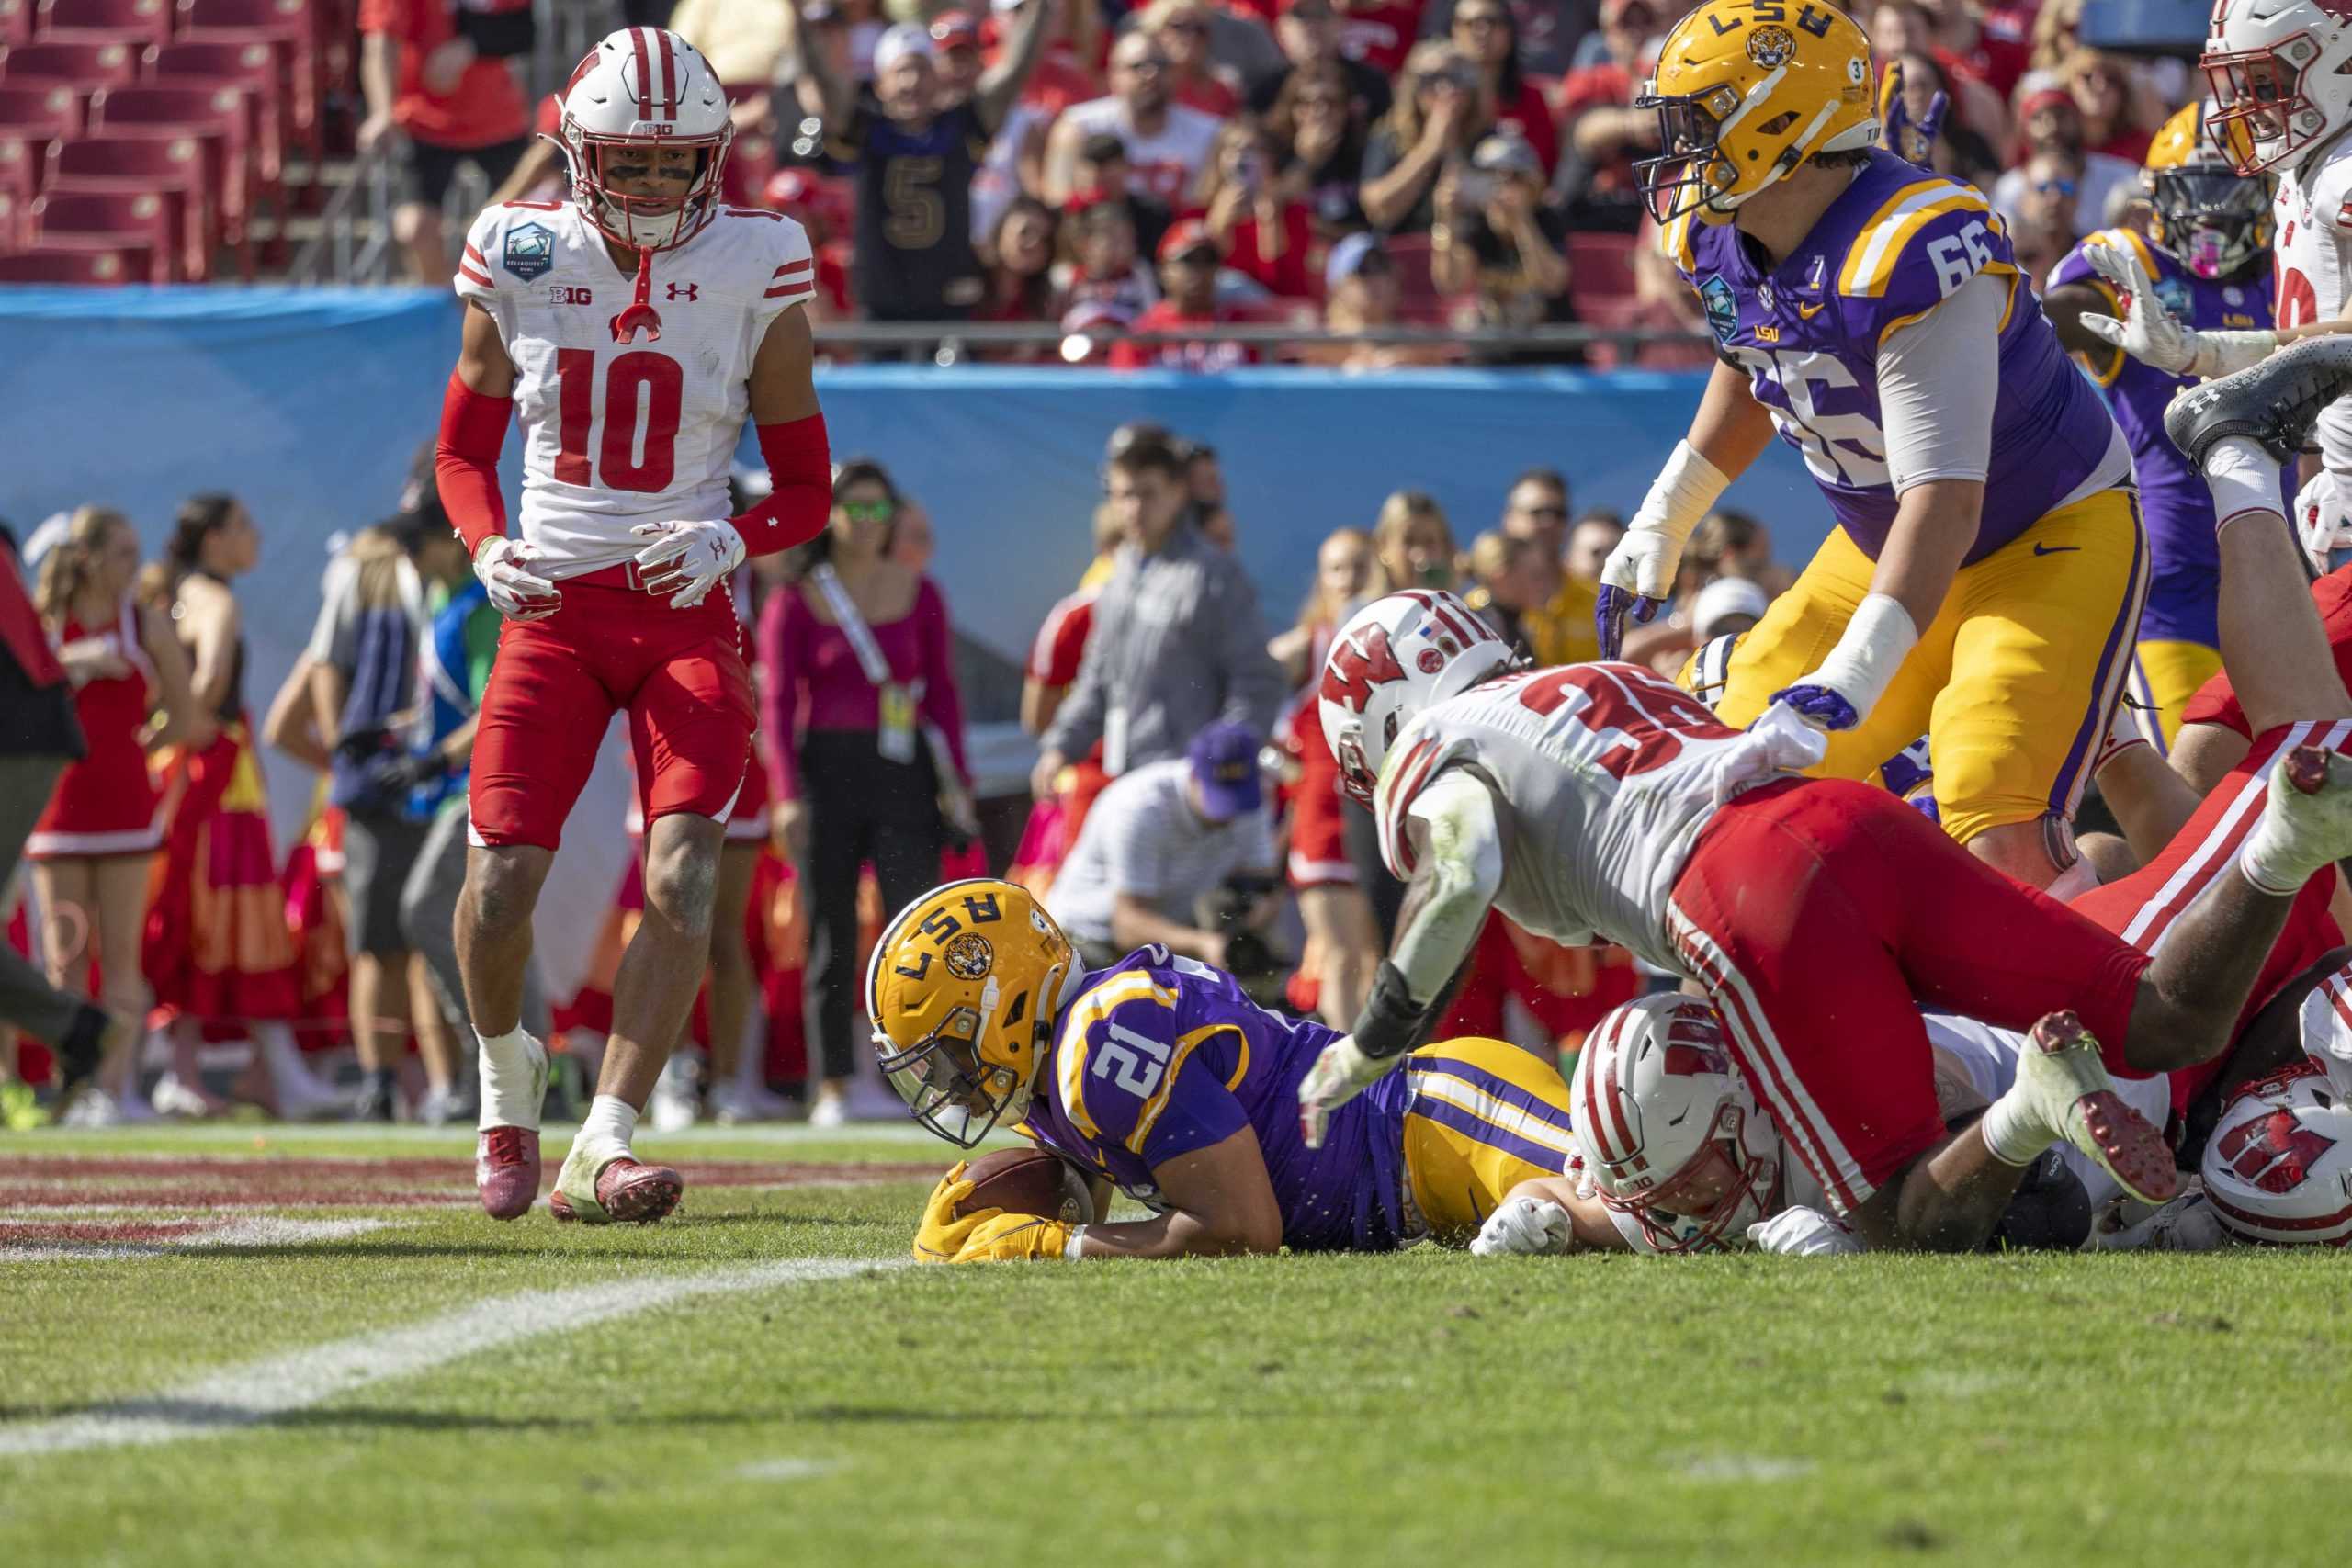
[1874, 271, 2005, 494]
[1391, 766, 1507, 1003]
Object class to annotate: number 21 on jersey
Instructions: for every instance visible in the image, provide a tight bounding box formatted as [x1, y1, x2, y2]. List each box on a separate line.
[552, 348, 682, 492]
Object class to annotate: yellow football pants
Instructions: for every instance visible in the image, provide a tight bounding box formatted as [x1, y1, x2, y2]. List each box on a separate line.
[2129, 638, 2224, 752]
[1398, 1036, 1578, 1245]
[1713, 487, 2149, 845]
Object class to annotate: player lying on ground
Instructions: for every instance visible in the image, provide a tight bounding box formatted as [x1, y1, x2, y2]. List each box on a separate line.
[865, 878, 1584, 1262]
[1300, 340, 2352, 1254]
[435, 28, 832, 1224]
[1465, 995, 2160, 1257]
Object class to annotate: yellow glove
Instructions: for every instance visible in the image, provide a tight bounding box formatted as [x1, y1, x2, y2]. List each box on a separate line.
[913, 1162, 988, 1262]
[951, 1211, 1078, 1263]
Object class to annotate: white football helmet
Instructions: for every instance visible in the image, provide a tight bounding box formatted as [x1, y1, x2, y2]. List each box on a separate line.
[560, 27, 733, 252]
[2200, 1062, 2352, 1246]
[1571, 994, 1781, 1253]
[2201, 0, 2352, 175]
[1317, 590, 1512, 807]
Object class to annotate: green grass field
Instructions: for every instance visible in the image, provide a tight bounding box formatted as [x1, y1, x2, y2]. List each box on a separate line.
[5, 1123, 2350, 1567]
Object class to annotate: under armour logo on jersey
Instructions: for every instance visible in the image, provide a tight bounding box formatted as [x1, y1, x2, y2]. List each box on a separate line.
[666, 281, 700, 302]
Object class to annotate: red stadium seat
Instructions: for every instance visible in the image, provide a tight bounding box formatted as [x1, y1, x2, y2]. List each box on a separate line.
[173, 0, 314, 151]
[1383, 233, 1460, 326]
[0, 38, 139, 90]
[0, 243, 138, 281]
[34, 0, 172, 46]
[32, 186, 173, 278]
[0, 0, 30, 44]
[88, 82, 253, 238]
[0, 133, 34, 198]
[1566, 231, 1639, 305]
[47, 132, 207, 277]
[0, 78, 80, 147]
[147, 39, 287, 171]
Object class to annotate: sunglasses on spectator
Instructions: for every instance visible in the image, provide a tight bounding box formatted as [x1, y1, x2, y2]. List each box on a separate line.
[2031, 176, 2077, 197]
[840, 500, 897, 524]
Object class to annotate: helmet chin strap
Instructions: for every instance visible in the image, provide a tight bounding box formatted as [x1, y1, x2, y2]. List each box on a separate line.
[611, 246, 663, 344]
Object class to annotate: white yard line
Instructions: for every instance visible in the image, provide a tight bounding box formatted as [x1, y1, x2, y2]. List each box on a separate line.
[0, 1256, 895, 1456]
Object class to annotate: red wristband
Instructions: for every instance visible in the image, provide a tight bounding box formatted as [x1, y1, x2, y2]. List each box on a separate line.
[435, 369, 514, 556]
[731, 412, 831, 556]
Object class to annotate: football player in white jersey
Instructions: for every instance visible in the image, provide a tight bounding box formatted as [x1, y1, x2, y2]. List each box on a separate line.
[1464, 994, 2171, 1258]
[434, 28, 833, 1224]
[1295, 344, 2352, 1252]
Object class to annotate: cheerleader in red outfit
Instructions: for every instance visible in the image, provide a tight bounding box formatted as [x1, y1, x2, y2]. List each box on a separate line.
[141, 495, 302, 1113]
[26, 508, 201, 1110]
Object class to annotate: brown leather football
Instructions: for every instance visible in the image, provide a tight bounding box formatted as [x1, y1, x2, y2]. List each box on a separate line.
[955, 1146, 1093, 1224]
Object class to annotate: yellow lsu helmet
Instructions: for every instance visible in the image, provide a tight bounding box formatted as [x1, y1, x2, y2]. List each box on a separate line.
[2143, 101, 2273, 281]
[1635, 0, 1878, 224]
[865, 878, 1076, 1148]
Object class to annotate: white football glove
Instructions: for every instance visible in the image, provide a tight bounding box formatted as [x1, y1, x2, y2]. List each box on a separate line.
[1296, 1035, 1396, 1150]
[473, 536, 560, 622]
[2088, 1191, 2227, 1252]
[2293, 469, 2352, 574]
[630, 518, 746, 609]
[2077, 243, 2200, 376]
[1469, 1195, 1572, 1258]
[1745, 1205, 1862, 1256]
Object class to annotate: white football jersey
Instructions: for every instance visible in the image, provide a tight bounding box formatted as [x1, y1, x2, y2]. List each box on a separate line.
[454, 201, 815, 580]
[1373, 662, 1778, 973]
[1057, 96, 1221, 206]
[2274, 136, 2352, 472]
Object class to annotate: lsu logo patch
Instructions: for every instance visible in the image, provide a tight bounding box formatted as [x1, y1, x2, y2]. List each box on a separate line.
[503, 221, 555, 281]
[944, 931, 993, 981]
[1700, 275, 1739, 344]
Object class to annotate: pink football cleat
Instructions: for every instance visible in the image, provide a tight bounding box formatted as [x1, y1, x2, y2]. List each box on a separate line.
[476, 1125, 542, 1221]
[548, 1156, 684, 1224]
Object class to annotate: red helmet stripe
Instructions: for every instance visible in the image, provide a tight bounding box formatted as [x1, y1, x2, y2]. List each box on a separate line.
[631, 28, 655, 119]
[655, 28, 678, 115]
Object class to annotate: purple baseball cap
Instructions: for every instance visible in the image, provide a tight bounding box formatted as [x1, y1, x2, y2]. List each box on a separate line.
[1188, 721, 1264, 820]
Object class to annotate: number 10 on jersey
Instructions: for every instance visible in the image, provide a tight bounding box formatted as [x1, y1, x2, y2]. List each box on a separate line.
[553, 347, 683, 493]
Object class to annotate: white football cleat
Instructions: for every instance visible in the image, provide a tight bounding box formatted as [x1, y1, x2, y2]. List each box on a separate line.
[2240, 744, 2352, 895]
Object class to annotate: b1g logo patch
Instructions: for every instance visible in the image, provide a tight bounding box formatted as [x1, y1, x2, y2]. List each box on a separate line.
[503, 221, 555, 281]
[1700, 275, 1739, 343]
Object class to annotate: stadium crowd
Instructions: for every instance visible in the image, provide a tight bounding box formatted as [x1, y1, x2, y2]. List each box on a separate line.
[0, 415, 1785, 1132]
[0, 0, 2196, 354]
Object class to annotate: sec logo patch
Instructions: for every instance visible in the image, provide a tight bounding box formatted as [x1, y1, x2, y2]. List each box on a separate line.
[503, 221, 555, 281]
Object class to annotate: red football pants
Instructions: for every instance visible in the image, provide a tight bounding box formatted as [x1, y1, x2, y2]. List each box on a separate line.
[2072, 718, 2351, 1110]
[469, 574, 756, 852]
[1666, 778, 2151, 1213]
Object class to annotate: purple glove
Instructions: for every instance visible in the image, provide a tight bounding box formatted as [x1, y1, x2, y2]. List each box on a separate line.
[1595, 584, 1664, 661]
[1770, 682, 1860, 731]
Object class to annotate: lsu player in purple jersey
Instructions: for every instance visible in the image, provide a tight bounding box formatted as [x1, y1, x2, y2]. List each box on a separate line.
[2043, 104, 2280, 750]
[864, 878, 1583, 1263]
[1597, 0, 2142, 893]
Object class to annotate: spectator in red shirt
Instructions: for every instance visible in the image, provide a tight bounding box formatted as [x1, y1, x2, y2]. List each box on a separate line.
[1199, 119, 1319, 299]
[1055, 197, 1160, 352]
[1108, 220, 1266, 369]
[2062, 46, 2159, 164]
[1867, 0, 2009, 152]
[1449, 0, 1559, 177]
[973, 195, 1061, 356]
[1554, 0, 1658, 234]
[989, 0, 1103, 118]
[1136, 0, 1245, 118]
[1332, 0, 1428, 76]
[358, 0, 531, 284]
[1067, 131, 1174, 256]
[931, 8, 987, 98]
[762, 168, 856, 320]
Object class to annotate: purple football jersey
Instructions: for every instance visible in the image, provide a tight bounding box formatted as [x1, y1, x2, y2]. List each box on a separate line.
[2049, 227, 2280, 648]
[1015, 948, 1414, 1252]
[1667, 150, 2120, 564]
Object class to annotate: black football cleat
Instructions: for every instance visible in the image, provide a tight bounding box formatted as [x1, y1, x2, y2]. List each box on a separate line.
[2164, 335, 2352, 468]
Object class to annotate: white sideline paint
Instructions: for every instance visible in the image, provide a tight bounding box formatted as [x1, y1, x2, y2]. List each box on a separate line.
[0, 1257, 893, 1457]
[0, 1216, 401, 1264]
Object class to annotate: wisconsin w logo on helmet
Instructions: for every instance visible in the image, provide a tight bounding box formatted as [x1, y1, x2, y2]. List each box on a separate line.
[2216, 1105, 2338, 1193]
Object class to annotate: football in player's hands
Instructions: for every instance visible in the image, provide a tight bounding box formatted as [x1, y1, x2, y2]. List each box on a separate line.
[953, 1146, 1096, 1225]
